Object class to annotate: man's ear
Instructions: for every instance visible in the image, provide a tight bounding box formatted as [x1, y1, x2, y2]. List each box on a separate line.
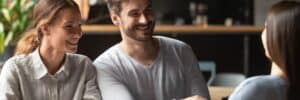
[109, 11, 120, 25]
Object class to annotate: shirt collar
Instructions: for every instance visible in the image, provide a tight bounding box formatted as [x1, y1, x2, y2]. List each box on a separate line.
[31, 49, 71, 79]
[58, 55, 71, 77]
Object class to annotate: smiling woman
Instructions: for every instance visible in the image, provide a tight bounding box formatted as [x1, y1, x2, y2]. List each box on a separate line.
[0, 0, 101, 99]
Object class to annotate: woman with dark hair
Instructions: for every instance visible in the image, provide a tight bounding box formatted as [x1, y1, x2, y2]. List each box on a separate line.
[0, 0, 101, 99]
[229, 1, 300, 100]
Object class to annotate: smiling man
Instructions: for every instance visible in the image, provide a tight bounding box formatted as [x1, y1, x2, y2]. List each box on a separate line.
[93, 0, 210, 99]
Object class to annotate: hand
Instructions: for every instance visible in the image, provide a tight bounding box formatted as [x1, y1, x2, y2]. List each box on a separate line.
[183, 95, 207, 100]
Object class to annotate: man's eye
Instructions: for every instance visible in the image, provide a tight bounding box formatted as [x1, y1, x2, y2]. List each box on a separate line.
[130, 12, 140, 17]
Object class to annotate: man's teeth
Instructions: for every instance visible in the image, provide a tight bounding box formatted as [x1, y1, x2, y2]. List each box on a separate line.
[67, 41, 78, 45]
[137, 26, 149, 30]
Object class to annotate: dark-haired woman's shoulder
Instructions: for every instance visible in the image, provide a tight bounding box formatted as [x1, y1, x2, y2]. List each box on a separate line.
[229, 75, 288, 100]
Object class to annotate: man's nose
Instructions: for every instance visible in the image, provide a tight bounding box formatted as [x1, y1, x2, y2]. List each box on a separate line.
[138, 14, 149, 24]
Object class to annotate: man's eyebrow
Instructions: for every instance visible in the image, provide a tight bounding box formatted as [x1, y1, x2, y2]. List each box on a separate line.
[128, 9, 140, 13]
[146, 3, 152, 8]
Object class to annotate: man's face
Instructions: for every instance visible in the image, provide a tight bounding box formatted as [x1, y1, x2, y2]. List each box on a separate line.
[111, 0, 155, 42]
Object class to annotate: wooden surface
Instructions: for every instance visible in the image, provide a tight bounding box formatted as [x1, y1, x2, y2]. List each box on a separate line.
[209, 86, 235, 100]
[82, 25, 263, 35]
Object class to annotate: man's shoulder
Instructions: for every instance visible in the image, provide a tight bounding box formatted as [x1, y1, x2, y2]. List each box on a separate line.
[96, 44, 120, 58]
[93, 44, 121, 67]
[155, 35, 189, 49]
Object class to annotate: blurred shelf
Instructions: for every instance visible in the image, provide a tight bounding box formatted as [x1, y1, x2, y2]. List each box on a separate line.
[82, 25, 263, 35]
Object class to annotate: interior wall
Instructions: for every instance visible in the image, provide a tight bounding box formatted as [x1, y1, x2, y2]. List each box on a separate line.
[254, 0, 281, 26]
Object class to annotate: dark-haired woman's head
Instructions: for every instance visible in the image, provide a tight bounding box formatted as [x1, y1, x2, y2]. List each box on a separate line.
[263, 1, 300, 70]
[262, 1, 300, 99]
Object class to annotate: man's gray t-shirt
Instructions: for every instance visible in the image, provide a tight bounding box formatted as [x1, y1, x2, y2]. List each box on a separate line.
[94, 36, 209, 100]
[229, 75, 288, 100]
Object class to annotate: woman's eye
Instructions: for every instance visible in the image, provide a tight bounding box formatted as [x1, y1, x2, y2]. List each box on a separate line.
[77, 23, 82, 27]
[133, 13, 139, 16]
[67, 25, 73, 28]
[64, 25, 73, 29]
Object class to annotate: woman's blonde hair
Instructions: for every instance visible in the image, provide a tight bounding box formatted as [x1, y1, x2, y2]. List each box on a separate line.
[14, 30, 39, 55]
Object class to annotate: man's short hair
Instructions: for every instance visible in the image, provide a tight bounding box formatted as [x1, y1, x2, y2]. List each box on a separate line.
[105, 0, 128, 15]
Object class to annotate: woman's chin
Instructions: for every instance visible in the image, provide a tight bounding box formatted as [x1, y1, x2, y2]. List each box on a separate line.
[66, 47, 77, 53]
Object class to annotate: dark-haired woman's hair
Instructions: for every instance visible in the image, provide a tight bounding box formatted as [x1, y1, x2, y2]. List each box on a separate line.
[15, 0, 80, 55]
[266, 1, 300, 99]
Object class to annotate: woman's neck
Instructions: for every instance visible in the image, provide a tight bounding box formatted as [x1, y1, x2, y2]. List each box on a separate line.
[39, 46, 65, 75]
[270, 62, 288, 81]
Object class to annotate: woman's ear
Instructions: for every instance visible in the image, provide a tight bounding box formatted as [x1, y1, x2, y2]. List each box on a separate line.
[39, 24, 50, 36]
[110, 12, 120, 25]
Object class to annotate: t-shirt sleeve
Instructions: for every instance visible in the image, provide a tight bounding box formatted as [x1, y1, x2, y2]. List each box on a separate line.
[181, 44, 210, 99]
[0, 59, 22, 100]
[229, 78, 263, 100]
[94, 60, 134, 100]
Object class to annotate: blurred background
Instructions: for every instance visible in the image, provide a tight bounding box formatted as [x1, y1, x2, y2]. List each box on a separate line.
[1, 0, 299, 99]
[84, 0, 286, 26]
[0, 0, 300, 100]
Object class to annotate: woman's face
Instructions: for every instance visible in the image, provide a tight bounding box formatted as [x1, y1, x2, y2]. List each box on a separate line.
[45, 7, 82, 53]
[261, 28, 270, 59]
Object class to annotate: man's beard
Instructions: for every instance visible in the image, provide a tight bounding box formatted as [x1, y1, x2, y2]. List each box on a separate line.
[125, 21, 155, 41]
